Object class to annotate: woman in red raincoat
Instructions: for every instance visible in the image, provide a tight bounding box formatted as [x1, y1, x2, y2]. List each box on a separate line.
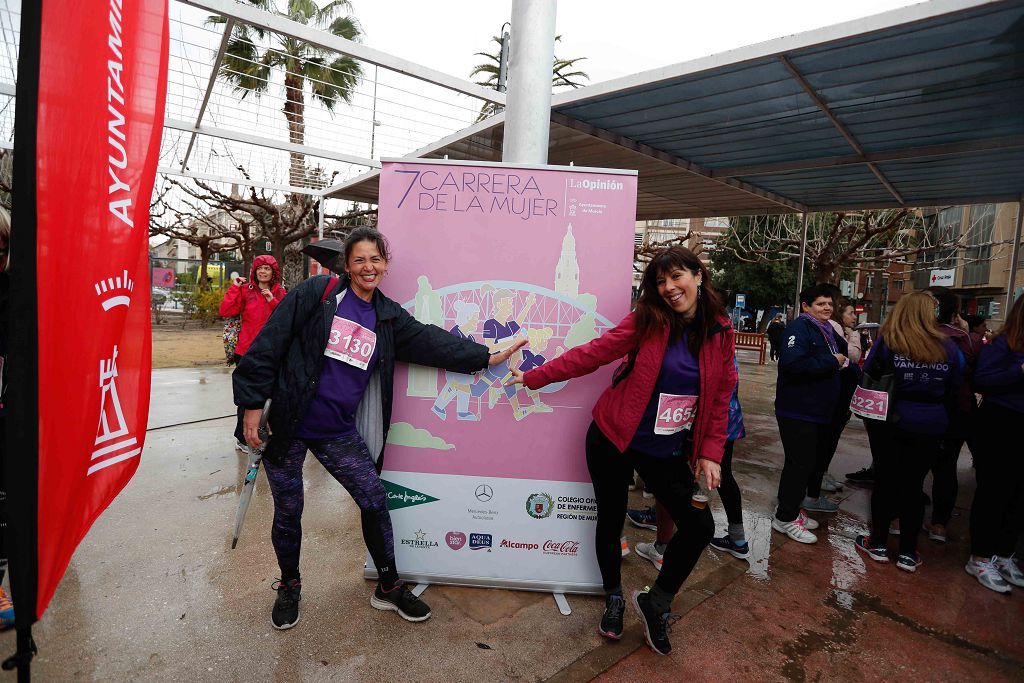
[220, 254, 286, 450]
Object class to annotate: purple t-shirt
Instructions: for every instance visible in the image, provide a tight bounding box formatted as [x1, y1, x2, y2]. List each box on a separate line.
[484, 319, 520, 343]
[518, 349, 547, 372]
[630, 332, 701, 458]
[866, 338, 962, 435]
[296, 289, 379, 439]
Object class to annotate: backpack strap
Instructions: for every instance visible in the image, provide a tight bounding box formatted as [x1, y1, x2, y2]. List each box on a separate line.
[320, 276, 340, 303]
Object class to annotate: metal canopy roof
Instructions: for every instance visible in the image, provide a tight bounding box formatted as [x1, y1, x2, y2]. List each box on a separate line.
[326, 0, 1024, 219]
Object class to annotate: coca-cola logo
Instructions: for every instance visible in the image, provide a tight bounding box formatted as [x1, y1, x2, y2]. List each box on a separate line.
[542, 540, 580, 556]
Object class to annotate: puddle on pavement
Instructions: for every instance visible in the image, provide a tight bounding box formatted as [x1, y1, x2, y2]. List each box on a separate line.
[198, 484, 241, 500]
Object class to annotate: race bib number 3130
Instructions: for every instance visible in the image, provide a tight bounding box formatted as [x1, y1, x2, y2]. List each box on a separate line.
[654, 393, 698, 435]
[325, 316, 377, 370]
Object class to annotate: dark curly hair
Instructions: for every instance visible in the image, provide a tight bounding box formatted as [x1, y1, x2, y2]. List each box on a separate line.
[634, 246, 725, 352]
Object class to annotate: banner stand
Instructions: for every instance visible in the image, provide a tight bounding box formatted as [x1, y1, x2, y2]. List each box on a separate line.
[5, 0, 43, 676]
[1, 631, 37, 683]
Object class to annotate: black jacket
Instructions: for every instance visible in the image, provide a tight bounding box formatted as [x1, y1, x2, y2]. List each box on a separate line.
[233, 274, 491, 464]
[774, 316, 851, 425]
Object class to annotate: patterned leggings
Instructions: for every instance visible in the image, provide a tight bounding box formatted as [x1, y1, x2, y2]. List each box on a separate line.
[263, 433, 396, 586]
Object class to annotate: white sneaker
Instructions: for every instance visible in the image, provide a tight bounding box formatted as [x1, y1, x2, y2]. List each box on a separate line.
[620, 537, 631, 558]
[965, 556, 1012, 594]
[995, 556, 1024, 588]
[798, 510, 819, 530]
[236, 442, 251, 455]
[821, 474, 843, 493]
[635, 542, 664, 571]
[772, 516, 817, 544]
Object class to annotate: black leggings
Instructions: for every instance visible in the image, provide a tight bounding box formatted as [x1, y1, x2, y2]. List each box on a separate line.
[718, 440, 743, 525]
[806, 413, 849, 498]
[775, 416, 834, 522]
[263, 433, 397, 586]
[969, 403, 1024, 558]
[867, 421, 939, 556]
[931, 436, 970, 526]
[586, 422, 713, 596]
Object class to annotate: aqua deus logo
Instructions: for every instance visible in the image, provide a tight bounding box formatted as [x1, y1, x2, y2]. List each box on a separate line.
[526, 492, 554, 519]
[401, 529, 439, 549]
[469, 533, 492, 551]
[382, 480, 439, 510]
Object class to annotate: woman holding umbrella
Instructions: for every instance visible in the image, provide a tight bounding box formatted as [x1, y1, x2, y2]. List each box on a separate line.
[220, 254, 286, 452]
[234, 227, 524, 630]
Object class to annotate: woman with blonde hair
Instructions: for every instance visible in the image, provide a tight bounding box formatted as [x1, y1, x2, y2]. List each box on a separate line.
[855, 291, 963, 573]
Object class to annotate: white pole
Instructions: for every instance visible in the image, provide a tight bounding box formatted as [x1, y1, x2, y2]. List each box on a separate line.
[502, 0, 556, 165]
[318, 192, 325, 240]
[1004, 200, 1023, 317]
[794, 212, 809, 315]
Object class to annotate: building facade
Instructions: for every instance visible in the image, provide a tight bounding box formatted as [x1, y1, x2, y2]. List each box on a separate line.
[907, 203, 1023, 326]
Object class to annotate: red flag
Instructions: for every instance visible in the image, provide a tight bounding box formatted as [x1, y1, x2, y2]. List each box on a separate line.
[30, 0, 168, 617]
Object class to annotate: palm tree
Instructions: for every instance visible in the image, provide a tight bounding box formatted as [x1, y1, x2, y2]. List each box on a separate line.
[470, 34, 589, 121]
[208, 0, 363, 188]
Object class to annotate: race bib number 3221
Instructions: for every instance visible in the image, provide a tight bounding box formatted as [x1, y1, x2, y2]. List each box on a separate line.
[654, 393, 698, 435]
[325, 316, 377, 370]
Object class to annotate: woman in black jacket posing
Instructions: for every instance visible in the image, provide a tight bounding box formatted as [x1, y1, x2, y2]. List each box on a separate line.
[234, 227, 524, 630]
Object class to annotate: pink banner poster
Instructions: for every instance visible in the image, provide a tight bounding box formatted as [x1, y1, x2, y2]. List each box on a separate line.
[378, 160, 637, 483]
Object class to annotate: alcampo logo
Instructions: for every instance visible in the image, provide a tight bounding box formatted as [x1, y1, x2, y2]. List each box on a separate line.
[381, 480, 439, 510]
[500, 539, 539, 551]
[526, 492, 554, 519]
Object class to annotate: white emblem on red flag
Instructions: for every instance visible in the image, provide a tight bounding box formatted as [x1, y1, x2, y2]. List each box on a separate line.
[93, 269, 134, 310]
[88, 345, 141, 475]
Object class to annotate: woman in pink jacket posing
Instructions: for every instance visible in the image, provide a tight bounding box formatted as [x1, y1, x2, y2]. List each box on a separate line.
[511, 246, 737, 657]
[220, 254, 286, 451]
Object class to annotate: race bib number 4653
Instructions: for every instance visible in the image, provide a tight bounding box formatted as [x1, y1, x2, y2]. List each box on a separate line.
[325, 316, 377, 370]
[654, 393, 697, 435]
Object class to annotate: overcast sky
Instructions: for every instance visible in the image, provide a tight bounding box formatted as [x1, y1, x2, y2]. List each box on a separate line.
[351, 0, 924, 86]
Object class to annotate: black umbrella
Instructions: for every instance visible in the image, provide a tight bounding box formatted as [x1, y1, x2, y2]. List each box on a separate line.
[303, 239, 345, 272]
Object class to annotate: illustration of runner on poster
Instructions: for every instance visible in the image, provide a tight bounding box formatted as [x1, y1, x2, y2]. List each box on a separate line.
[374, 159, 637, 593]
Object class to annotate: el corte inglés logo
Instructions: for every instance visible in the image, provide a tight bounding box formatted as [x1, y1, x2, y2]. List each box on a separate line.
[381, 480, 439, 510]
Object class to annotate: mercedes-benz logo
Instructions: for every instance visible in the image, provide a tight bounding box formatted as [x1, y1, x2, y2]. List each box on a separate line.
[475, 484, 494, 502]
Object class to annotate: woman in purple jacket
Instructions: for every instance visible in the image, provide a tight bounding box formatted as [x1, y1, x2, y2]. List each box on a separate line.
[855, 292, 963, 573]
[965, 294, 1024, 593]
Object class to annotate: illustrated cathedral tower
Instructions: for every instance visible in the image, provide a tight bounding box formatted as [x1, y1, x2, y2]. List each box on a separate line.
[554, 224, 580, 298]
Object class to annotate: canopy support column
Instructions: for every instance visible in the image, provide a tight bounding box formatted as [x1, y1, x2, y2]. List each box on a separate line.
[1005, 199, 1023, 318]
[502, 0, 556, 164]
[794, 212, 810, 316]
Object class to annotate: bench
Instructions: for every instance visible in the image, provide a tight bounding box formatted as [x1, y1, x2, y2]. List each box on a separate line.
[734, 332, 766, 364]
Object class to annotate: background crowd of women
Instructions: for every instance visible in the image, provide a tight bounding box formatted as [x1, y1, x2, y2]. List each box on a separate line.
[771, 281, 1024, 594]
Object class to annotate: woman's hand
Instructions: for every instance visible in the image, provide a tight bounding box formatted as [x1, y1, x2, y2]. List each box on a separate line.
[489, 338, 527, 367]
[261, 288, 274, 303]
[506, 365, 525, 386]
[243, 408, 271, 449]
[696, 458, 722, 490]
[834, 353, 848, 366]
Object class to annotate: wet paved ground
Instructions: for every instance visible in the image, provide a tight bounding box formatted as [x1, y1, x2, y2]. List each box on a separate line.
[2, 360, 1021, 681]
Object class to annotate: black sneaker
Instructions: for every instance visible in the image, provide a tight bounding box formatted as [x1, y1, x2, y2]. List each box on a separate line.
[630, 590, 672, 656]
[598, 594, 625, 640]
[370, 582, 432, 622]
[845, 466, 874, 486]
[709, 536, 750, 559]
[271, 578, 301, 630]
